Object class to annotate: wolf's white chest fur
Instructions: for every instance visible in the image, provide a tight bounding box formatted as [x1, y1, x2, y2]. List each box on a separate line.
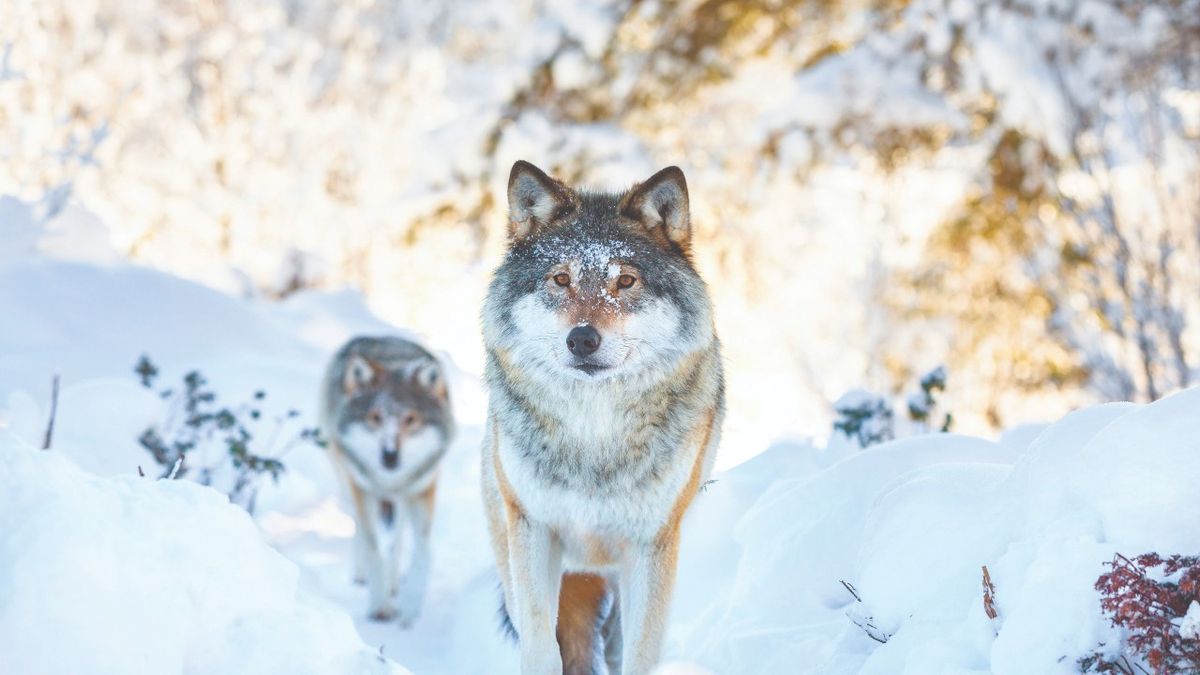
[495, 383, 705, 569]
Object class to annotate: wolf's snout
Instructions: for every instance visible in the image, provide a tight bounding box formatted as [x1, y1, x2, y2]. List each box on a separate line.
[566, 325, 601, 357]
[381, 447, 399, 470]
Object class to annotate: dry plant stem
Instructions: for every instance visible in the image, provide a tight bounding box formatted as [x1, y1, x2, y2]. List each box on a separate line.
[41, 374, 59, 450]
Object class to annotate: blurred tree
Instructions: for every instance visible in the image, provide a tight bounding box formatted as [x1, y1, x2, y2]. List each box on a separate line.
[889, 0, 1200, 413]
[2, 0, 1197, 433]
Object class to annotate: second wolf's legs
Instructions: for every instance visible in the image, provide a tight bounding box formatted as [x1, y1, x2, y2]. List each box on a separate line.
[349, 481, 395, 621]
[330, 445, 369, 585]
[394, 480, 437, 628]
[352, 514, 370, 585]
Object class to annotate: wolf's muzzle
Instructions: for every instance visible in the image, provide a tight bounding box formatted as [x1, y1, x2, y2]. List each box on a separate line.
[381, 447, 400, 470]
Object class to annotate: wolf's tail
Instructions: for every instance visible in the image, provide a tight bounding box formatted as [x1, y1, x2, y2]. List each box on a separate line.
[498, 573, 620, 675]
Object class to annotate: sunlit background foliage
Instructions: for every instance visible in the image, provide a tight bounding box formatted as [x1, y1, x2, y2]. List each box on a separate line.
[2, 0, 1197, 449]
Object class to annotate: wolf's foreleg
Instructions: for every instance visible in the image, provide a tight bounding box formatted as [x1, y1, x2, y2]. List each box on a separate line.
[507, 515, 564, 675]
[619, 535, 680, 675]
[395, 482, 436, 628]
[350, 489, 395, 621]
[352, 516, 370, 585]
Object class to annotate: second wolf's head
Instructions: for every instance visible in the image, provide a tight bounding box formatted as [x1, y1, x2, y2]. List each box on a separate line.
[483, 161, 716, 385]
[324, 337, 453, 489]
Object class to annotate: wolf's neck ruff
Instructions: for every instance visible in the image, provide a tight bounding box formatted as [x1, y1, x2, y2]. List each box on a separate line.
[486, 341, 716, 494]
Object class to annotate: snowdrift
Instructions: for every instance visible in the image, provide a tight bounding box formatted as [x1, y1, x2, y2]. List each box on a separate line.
[0, 434, 406, 675]
[678, 390, 1200, 674]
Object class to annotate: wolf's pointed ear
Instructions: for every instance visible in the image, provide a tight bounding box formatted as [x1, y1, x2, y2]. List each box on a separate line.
[412, 360, 448, 402]
[343, 355, 376, 394]
[507, 160, 574, 242]
[619, 166, 691, 254]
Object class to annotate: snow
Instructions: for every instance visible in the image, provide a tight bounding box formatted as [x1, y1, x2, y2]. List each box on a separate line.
[0, 434, 405, 675]
[1180, 601, 1200, 642]
[2, 200, 1199, 673]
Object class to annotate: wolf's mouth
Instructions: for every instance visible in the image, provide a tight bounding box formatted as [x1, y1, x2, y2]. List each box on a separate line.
[573, 363, 608, 376]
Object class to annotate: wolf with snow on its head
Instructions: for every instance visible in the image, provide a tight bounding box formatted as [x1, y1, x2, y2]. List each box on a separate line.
[481, 161, 724, 675]
[483, 161, 717, 389]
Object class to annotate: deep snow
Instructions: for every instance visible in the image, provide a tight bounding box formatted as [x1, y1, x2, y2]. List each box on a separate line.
[1, 204, 1198, 674]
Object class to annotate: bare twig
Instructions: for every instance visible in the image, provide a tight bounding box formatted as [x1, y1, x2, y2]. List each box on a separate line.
[167, 457, 183, 480]
[848, 613, 890, 644]
[840, 579, 890, 643]
[41, 374, 60, 450]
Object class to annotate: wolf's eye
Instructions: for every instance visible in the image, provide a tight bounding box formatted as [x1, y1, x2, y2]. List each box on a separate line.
[617, 274, 637, 290]
[367, 410, 384, 427]
[553, 273, 571, 287]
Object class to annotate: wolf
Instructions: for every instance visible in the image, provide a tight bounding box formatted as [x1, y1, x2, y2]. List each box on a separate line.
[481, 161, 725, 674]
[319, 335, 455, 625]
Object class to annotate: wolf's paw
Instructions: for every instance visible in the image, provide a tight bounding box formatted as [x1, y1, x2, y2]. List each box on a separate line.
[367, 604, 397, 623]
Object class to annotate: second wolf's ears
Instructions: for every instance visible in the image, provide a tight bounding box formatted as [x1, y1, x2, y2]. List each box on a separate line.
[411, 360, 449, 402]
[343, 355, 376, 394]
[619, 166, 691, 255]
[507, 160, 575, 242]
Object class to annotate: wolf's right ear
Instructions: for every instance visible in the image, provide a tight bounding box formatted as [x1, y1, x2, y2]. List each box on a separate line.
[343, 355, 376, 394]
[507, 160, 574, 242]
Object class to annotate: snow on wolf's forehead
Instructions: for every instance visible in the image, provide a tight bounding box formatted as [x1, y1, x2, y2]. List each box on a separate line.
[532, 236, 634, 269]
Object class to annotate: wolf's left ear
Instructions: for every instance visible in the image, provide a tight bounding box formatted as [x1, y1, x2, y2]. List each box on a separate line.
[508, 160, 574, 242]
[619, 166, 691, 255]
[343, 355, 376, 394]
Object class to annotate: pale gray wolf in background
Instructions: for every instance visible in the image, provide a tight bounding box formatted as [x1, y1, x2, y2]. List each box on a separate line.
[481, 161, 725, 674]
[320, 336, 455, 626]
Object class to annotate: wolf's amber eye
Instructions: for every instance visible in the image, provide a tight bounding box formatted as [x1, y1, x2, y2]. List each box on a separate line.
[617, 274, 637, 290]
[553, 273, 571, 287]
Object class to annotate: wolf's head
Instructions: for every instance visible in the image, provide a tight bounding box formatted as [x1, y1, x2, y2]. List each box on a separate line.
[483, 161, 715, 384]
[332, 353, 450, 485]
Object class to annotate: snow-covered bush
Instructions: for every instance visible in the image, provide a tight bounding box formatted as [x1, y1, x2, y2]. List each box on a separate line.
[833, 390, 895, 448]
[134, 355, 323, 513]
[1080, 553, 1200, 674]
[833, 366, 953, 448]
[906, 365, 951, 433]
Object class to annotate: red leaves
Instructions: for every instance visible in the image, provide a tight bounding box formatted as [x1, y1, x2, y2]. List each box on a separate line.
[982, 565, 998, 620]
[1082, 552, 1200, 674]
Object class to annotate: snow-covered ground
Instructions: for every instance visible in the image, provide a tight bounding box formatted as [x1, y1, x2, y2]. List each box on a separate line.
[2, 203, 1198, 674]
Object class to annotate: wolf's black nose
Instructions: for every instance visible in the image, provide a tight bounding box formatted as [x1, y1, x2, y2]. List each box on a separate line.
[566, 325, 601, 357]
[381, 447, 399, 470]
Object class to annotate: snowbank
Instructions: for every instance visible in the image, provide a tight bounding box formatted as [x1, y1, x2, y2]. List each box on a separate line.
[676, 388, 1200, 674]
[0, 434, 406, 675]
